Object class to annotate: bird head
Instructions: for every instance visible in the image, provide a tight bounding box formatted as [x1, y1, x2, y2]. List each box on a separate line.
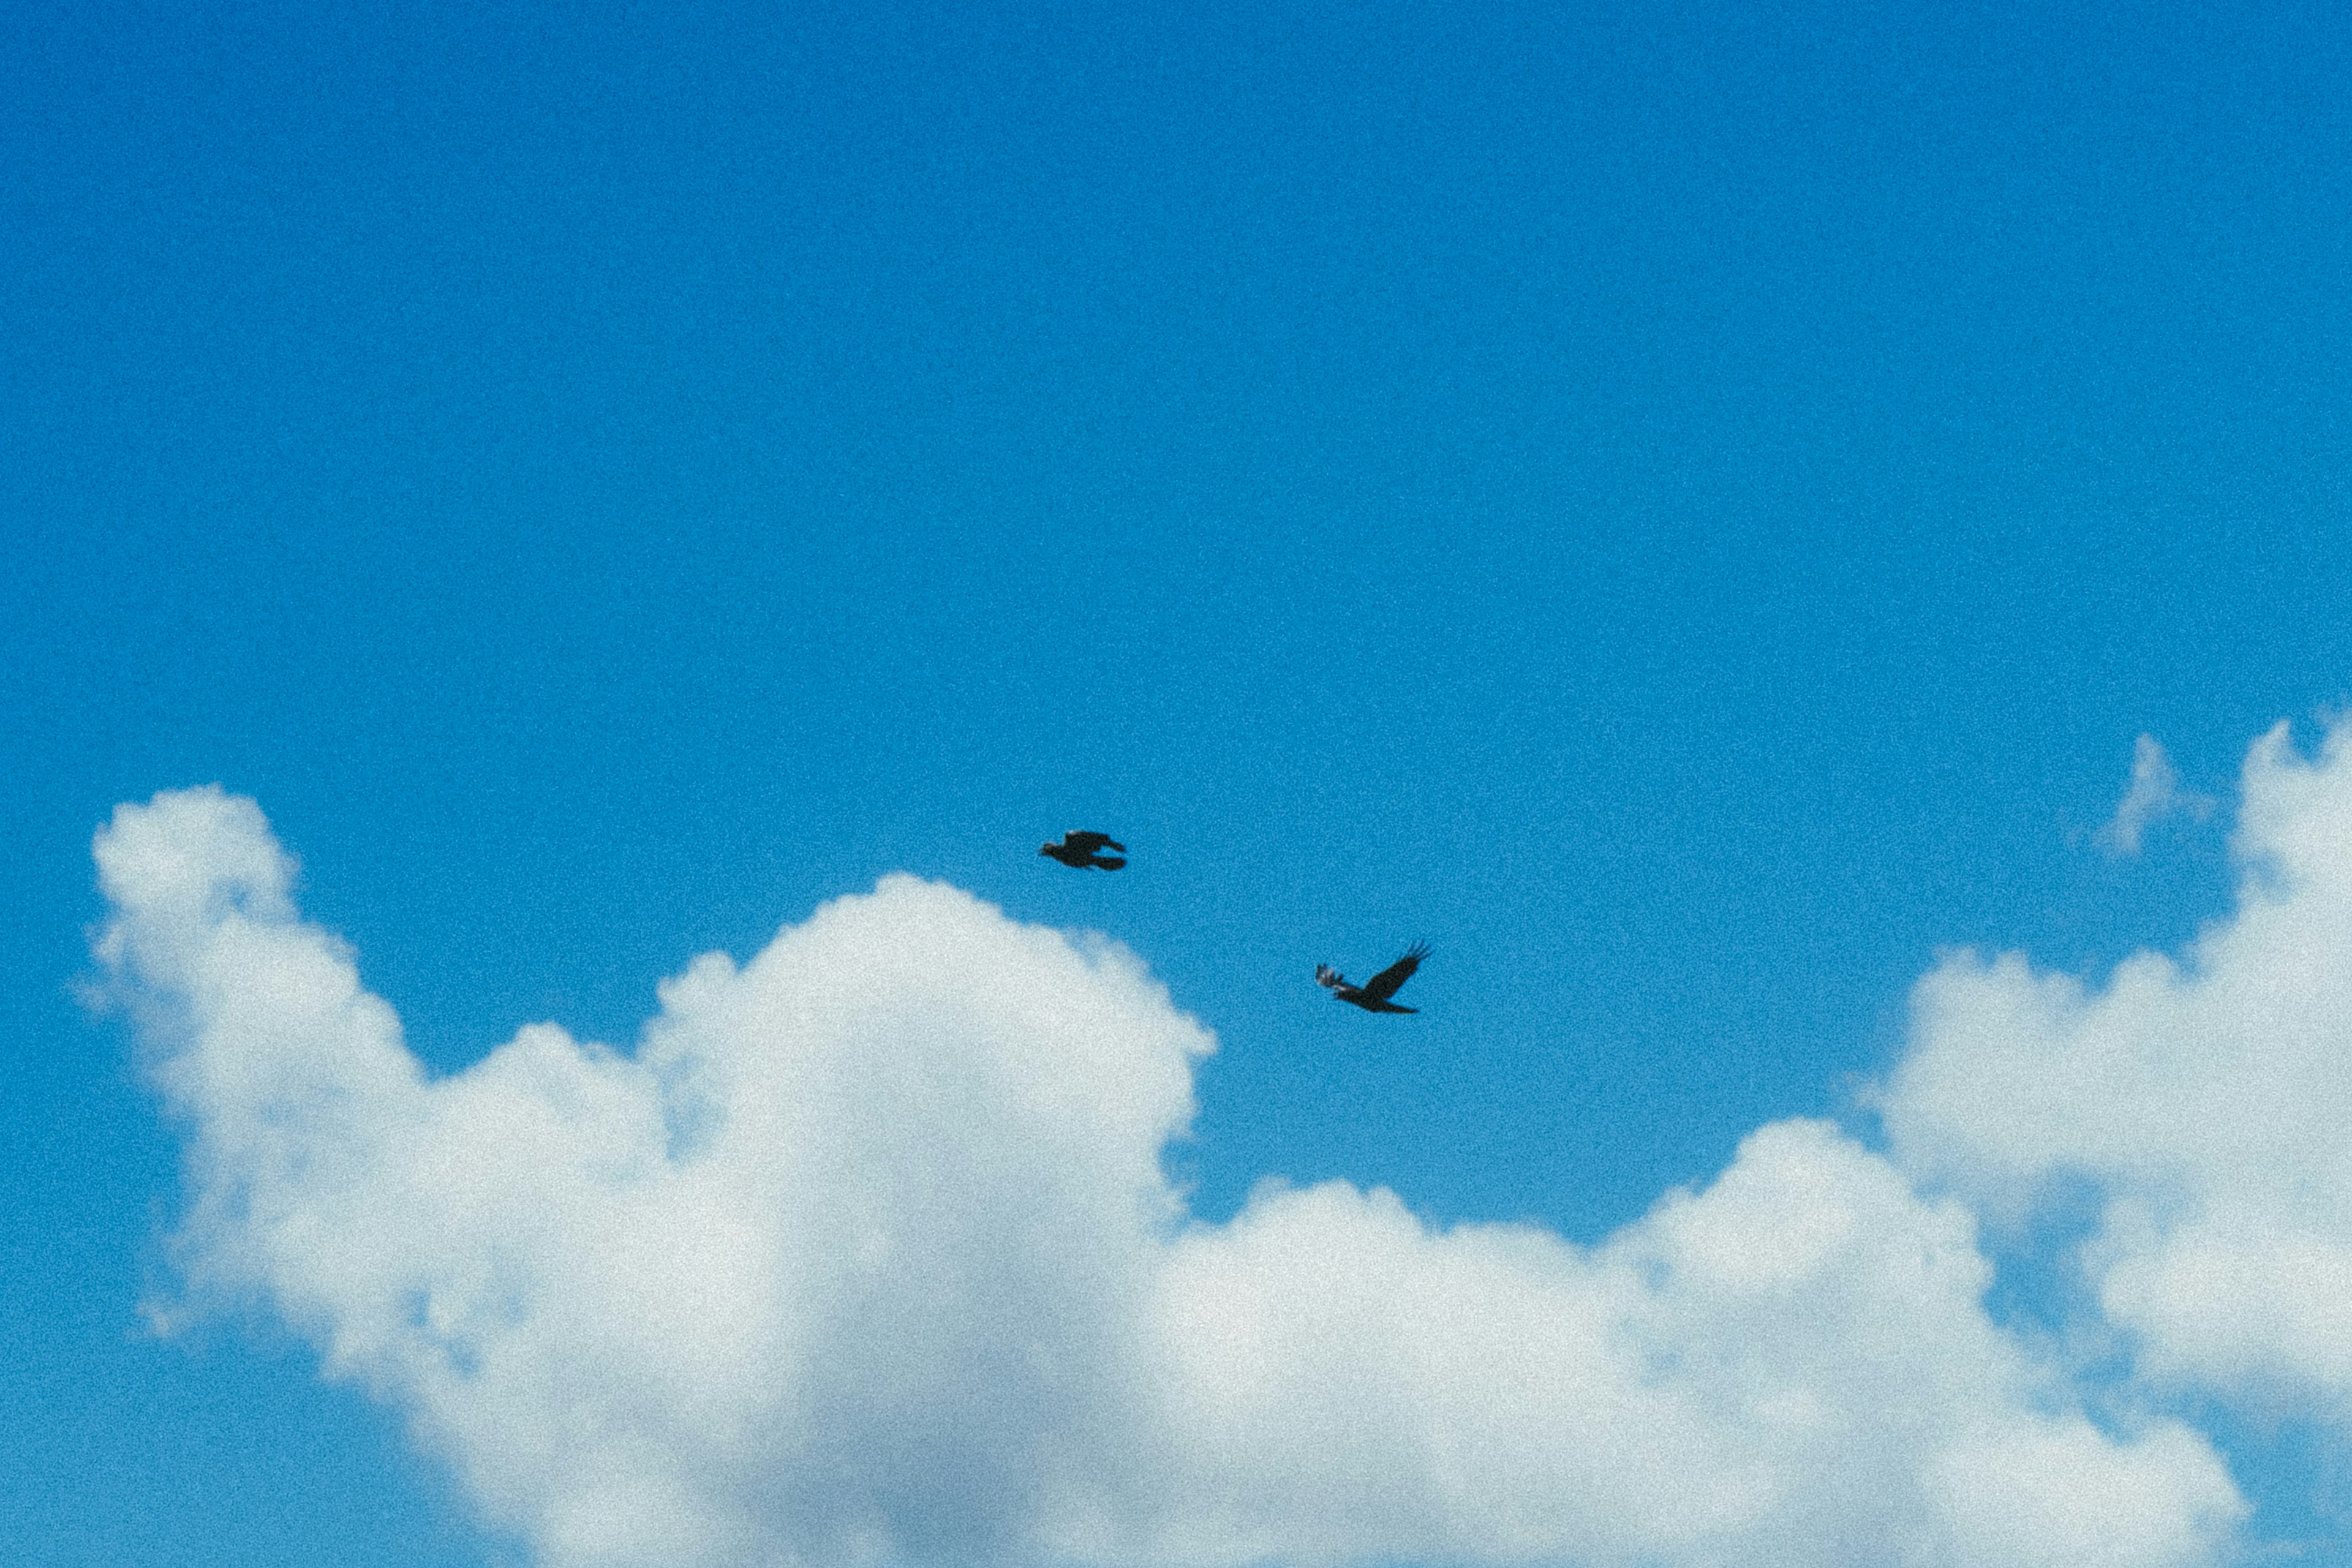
[1038, 844, 1055, 856]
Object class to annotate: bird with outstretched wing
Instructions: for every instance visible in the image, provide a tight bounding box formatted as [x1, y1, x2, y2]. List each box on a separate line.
[1039, 830, 1127, 870]
[1316, 943, 1429, 1012]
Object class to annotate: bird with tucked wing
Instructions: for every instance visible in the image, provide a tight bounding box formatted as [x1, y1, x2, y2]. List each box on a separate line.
[1316, 943, 1429, 1012]
[1039, 830, 1126, 870]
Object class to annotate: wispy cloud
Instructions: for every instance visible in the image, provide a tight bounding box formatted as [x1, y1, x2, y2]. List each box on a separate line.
[2097, 734, 2213, 856]
[97, 788, 2244, 1568]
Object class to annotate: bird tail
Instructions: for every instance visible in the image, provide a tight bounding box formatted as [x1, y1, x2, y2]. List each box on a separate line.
[1091, 856, 1126, 870]
[1315, 965, 1342, 989]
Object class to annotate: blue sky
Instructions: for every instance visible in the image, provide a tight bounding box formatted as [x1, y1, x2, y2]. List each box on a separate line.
[10, 2, 2352, 1564]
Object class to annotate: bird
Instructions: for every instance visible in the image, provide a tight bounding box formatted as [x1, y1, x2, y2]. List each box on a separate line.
[1040, 830, 1126, 870]
[1316, 943, 1429, 1012]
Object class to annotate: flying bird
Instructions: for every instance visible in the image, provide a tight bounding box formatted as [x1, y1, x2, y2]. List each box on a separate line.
[1316, 943, 1430, 1013]
[1040, 830, 1126, 870]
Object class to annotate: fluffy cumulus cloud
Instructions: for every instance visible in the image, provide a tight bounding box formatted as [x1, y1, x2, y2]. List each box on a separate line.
[1887, 720, 2352, 1411]
[97, 788, 2242, 1568]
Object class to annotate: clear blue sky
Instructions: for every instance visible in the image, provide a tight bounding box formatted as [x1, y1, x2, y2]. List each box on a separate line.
[9, 2, 2352, 1564]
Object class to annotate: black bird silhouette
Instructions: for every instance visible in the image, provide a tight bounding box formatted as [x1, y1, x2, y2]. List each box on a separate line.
[1316, 943, 1429, 1012]
[1040, 830, 1126, 870]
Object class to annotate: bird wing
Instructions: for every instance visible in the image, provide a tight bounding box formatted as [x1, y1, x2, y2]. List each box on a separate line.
[1359, 943, 1428, 1002]
[1065, 831, 1116, 853]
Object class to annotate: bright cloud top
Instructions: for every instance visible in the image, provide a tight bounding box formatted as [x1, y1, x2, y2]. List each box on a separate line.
[1888, 720, 2352, 1411]
[97, 788, 2239, 1568]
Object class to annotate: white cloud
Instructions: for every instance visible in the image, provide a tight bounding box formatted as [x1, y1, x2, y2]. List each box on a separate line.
[99, 788, 2241, 1568]
[2097, 734, 2211, 857]
[1885, 719, 2352, 1412]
